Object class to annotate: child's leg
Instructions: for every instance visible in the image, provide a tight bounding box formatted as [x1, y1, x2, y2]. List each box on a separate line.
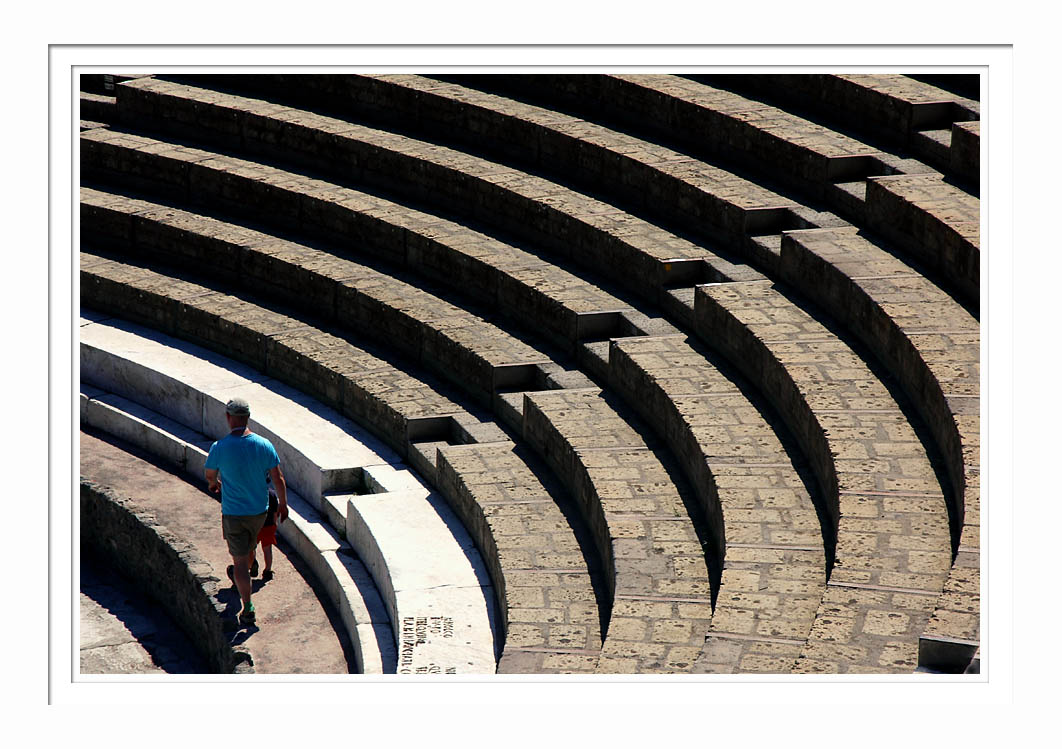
[263, 542, 273, 571]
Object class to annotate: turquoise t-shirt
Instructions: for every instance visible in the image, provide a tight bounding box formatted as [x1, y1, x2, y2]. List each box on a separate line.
[205, 432, 280, 516]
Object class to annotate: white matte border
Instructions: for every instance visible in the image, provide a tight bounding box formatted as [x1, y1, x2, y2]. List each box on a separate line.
[36, 35, 1033, 741]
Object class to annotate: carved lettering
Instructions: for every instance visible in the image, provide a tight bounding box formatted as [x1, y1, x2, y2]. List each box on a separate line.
[396, 615, 459, 674]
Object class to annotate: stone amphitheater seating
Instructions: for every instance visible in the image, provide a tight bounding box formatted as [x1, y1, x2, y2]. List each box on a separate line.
[423, 74, 979, 310]
[696, 74, 979, 178]
[80, 313, 502, 673]
[80, 263, 610, 673]
[79, 71, 981, 674]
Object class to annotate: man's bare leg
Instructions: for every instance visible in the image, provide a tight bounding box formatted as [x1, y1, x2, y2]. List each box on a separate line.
[231, 553, 253, 609]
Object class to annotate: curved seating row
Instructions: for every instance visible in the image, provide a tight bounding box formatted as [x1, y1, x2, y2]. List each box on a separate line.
[435, 74, 979, 309]
[80, 313, 503, 673]
[435, 442, 605, 673]
[774, 227, 980, 670]
[80, 127, 658, 354]
[863, 174, 980, 306]
[164, 72, 820, 243]
[518, 387, 715, 673]
[79, 91, 115, 125]
[80, 186, 579, 408]
[79, 265, 608, 673]
[696, 73, 979, 182]
[109, 77, 764, 303]
[605, 334, 828, 672]
[693, 281, 954, 672]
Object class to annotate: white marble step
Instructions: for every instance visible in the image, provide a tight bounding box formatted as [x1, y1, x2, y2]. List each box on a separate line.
[80, 312, 399, 503]
[341, 489, 499, 674]
[79, 383, 395, 673]
[80, 310, 500, 673]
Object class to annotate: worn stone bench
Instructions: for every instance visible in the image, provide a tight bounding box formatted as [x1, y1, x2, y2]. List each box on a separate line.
[606, 334, 829, 672]
[700, 74, 978, 179]
[175, 72, 823, 242]
[774, 226, 980, 671]
[80, 186, 577, 409]
[692, 281, 955, 672]
[948, 121, 981, 183]
[108, 78, 763, 300]
[434, 441, 605, 673]
[863, 174, 980, 308]
[80, 128, 657, 353]
[448, 74, 892, 196]
[79, 91, 115, 124]
[80, 250, 506, 469]
[514, 387, 714, 673]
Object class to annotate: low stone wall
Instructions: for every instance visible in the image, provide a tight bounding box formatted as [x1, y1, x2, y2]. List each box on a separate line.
[79, 478, 253, 674]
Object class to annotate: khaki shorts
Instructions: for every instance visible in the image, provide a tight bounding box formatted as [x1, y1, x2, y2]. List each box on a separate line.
[222, 512, 267, 557]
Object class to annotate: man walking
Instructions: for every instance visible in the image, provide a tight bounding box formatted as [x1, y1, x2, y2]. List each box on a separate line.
[205, 398, 289, 627]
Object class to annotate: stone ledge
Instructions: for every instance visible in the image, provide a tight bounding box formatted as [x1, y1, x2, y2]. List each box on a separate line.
[79, 479, 253, 674]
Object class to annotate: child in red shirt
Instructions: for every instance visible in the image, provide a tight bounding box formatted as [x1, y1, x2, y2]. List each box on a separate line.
[250, 488, 279, 582]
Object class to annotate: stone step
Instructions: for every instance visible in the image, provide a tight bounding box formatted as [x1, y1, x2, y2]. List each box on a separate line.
[79, 383, 396, 673]
[79, 127, 652, 353]
[775, 226, 980, 665]
[107, 78, 764, 303]
[701, 73, 979, 176]
[80, 250, 493, 458]
[80, 186, 577, 409]
[80, 91, 116, 123]
[606, 334, 828, 673]
[174, 72, 810, 242]
[341, 488, 500, 673]
[434, 442, 605, 674]
[519, 387, 715, 674]
[863, 173, 980, 308]
[444, 73, 888, 199]
[692, 281, 955, 673]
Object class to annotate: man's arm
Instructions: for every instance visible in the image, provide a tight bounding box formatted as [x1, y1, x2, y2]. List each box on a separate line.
[205, 468, 221, 494]
[268, 465, 289, 524]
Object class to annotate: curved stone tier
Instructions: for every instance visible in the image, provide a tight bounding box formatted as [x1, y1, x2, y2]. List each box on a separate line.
[520, 387, 714, 674]
[694, 281, 953, 672]
[697, 73, 979, 182]
[79, 72, 981, 674]
[80, 186, 582, 407]
[439, 73, 978, 308]
[79, 263, 610, 674]
[606, 334, 828, 673]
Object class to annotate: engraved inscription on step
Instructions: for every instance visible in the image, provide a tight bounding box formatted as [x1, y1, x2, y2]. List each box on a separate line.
[398, 615, 458, 674]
